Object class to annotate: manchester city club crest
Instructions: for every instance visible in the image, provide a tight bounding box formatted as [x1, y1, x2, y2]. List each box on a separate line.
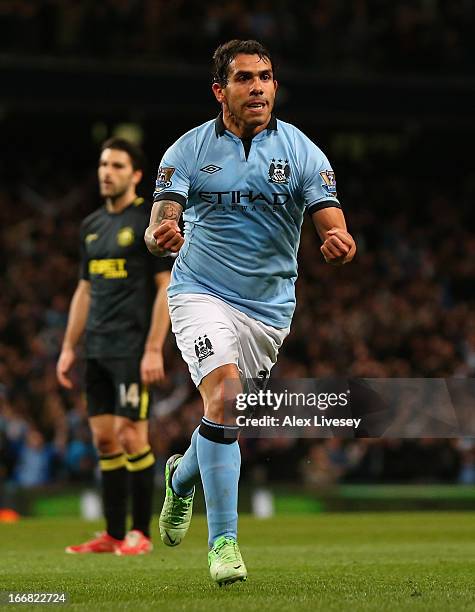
[194, 335, 214, 363]
[268, 159, 290, 184]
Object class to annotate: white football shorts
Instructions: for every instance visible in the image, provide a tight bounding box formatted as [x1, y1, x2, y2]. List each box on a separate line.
[168, 293, 289, 388]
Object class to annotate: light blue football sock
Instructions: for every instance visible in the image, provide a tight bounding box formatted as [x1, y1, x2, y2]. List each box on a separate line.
[197, 417, 241, 548]
[171, 426, 200, 497]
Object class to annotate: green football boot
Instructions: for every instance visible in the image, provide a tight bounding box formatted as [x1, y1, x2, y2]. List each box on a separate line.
[159, 454, 195, 547]
[208, 536, 248, 586]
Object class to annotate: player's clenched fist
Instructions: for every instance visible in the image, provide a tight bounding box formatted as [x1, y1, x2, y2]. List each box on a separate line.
[320, 227, 356, 265]
[145, 220, 184, 256]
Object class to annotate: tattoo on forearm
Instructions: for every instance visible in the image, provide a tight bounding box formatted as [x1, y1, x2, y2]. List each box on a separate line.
[163, 203, 179, 219]
[145, 199, 183, 256]
[150, 200, 182, 225]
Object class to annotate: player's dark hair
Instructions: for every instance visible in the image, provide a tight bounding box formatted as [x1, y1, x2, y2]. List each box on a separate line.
[212, 39, 274, 87]
[100, 137, 145, 172]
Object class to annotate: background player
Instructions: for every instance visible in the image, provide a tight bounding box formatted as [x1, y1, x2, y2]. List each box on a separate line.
[57, 138, 172, 555]
[145, 39, 356, 584]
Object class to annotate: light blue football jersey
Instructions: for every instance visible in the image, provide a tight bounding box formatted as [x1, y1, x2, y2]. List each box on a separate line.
[153, 114, 340, 328]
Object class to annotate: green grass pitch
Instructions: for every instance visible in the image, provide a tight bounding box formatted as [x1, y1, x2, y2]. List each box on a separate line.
[0, 513, 474, 611]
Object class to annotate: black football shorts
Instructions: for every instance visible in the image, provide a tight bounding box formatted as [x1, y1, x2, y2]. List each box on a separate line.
[85, 357, 149, 421]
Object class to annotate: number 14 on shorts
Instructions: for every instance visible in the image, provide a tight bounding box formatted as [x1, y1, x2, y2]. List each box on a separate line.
[119, 383, 140, 408]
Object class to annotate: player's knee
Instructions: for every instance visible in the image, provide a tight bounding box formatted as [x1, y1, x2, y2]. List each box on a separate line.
[201, 365, 240, 424]
[202, 379, 229, 424]
[204, 395, 225, 423]
[116, 422, 144, 454]
[93, 432, 120, 455]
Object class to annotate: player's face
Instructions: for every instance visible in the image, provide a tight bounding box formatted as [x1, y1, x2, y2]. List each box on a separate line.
[213, 53, 277, 135]
[98, 148, 140, 199]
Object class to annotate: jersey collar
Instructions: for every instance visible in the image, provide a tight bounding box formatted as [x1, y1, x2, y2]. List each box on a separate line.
[105, 197, 142, 215]
[214, 112, 277, 138]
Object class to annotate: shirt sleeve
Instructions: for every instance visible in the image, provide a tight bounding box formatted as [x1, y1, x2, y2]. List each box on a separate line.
[300, 140, 341, 215]
[153, 136, 192, 210]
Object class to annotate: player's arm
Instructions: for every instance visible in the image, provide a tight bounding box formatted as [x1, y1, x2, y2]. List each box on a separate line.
[144, 200, 184, 257]
[312, 207, 356, 265]
[140, 270, 171, 385]
[56, 279, 91, 389]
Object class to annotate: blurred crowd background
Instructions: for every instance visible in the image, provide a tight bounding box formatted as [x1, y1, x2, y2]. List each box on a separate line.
[1, 0, 473, 74]
[1, 0, 474, 494]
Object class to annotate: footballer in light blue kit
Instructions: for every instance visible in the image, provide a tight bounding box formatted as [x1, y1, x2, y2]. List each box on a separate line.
[145, 39, 356, 586]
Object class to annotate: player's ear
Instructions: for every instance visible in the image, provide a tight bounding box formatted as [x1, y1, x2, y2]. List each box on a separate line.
[133, 169, 143, 186]
[212, 82, 225, 104]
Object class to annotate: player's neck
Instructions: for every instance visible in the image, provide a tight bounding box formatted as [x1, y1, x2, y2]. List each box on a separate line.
[222, 109, 269, 139]
[105, 190, 137, 214]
